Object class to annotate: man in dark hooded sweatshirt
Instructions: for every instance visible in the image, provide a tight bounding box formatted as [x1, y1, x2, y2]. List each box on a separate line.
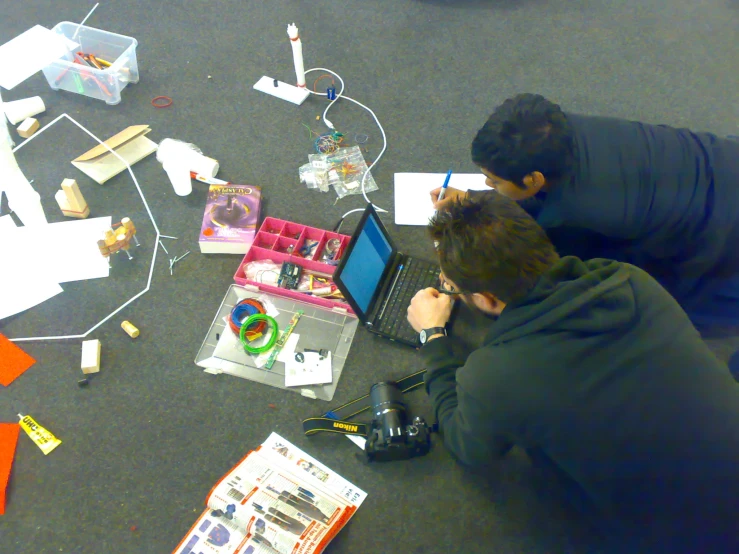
[407, 193, 739, 554]
[432, 93, 739, 328]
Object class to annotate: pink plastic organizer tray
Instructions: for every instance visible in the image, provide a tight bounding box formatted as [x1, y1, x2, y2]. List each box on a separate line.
[233, 217, 353, 312]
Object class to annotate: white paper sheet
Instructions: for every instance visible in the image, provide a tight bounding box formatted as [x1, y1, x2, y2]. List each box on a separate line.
[1, 91, 47, 226]
[0, 25, 78, 90]
[276, 333, 300, 363]
[285, 351, 333, 387]
[0, 214, 17, 232]
[393, 173, 491, 225]
[2, 217, 111, 284]
[0, 217, 63, 320]
[0, 270, 63, 320]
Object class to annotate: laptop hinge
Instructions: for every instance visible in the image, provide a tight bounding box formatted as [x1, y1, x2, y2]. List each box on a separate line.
[367, 253, 405, 325]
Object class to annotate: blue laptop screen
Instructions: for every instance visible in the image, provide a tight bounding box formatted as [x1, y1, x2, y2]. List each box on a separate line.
[339, 214, 393, 313]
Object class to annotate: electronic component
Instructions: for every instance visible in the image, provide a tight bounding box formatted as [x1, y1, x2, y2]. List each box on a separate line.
[319, 238, 342, 263]
[265, 310, 304, 370]
[278, 262, 303, 289]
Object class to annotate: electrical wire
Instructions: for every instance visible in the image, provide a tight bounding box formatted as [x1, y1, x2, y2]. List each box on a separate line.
[229, 298, 267, 337]
[240, 314, 279, 354]
[312, 74, 335, 92]
[304, 67, 388, 221]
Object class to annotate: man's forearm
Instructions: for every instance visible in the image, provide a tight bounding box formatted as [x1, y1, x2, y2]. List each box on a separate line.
[420, 336, 463, 424]
[420, 338, 515, 466]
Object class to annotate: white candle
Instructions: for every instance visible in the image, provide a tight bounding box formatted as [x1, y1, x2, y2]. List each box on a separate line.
[287, 23, 306, 88]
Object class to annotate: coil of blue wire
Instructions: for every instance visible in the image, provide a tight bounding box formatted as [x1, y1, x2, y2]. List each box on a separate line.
[229, 299, 266, 338]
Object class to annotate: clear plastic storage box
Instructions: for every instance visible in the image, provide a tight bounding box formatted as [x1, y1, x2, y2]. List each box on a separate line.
[41, 22, 139, 105]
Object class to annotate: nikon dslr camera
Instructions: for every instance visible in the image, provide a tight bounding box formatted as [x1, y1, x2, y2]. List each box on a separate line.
[365, 381, 432, 462]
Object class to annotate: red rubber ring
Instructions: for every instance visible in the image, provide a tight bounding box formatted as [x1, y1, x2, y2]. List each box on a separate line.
[151, 95, 173, 108]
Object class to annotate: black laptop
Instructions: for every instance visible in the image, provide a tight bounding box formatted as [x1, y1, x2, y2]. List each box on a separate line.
[333, 204, 444, 347]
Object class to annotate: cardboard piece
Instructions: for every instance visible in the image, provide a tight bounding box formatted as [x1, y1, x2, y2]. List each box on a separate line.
[0, 423, 20, 515]
[0, 333, 36, 386]
[71, 125, 158, 184]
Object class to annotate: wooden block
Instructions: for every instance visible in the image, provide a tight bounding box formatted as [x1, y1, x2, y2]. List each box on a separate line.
[81, 340, 101, 374]
[61, 179, 85, 212]
[60, 205, 90, 218]
[104, 229, 117, 246]
[55, 179, 90, 218]
[121, 321, 140, 338]
[17, 118, 39, 139]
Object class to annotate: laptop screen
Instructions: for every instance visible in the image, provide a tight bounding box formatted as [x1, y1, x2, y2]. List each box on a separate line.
[336, 210, 394, 314]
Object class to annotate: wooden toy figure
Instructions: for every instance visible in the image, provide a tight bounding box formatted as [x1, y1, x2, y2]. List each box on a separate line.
[97, 217, 140, 264]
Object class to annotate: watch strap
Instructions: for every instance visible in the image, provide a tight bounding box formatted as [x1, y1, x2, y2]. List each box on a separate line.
[421, 327, 447, 343]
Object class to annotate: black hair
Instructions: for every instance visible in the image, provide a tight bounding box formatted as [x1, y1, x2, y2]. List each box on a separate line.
[429, 192, 559, 304]
[471, 93, 574, 188]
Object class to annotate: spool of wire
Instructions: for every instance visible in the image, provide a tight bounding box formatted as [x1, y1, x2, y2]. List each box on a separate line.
[240, 314, 279, 354]
[229, 298, 267, 339]
[314, 131, 343, 154]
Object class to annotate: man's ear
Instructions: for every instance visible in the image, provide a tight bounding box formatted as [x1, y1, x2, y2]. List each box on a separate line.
[522, 171, 547, 191]
[471, 292, 504, 315]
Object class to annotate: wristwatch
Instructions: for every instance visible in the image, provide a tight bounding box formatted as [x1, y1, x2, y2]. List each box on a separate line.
[419, 327, 446, 344]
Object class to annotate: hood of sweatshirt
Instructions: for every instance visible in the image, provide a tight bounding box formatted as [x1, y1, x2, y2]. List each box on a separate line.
[486, 257, 637, 345]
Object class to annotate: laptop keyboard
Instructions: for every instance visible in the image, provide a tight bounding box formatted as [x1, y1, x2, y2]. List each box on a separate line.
[376, 257, 440, 343]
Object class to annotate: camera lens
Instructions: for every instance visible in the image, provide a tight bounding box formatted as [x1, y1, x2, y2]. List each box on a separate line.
[370, 382, 406, 440]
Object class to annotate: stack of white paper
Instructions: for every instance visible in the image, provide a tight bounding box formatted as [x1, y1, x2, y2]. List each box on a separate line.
[0, 216, 111, 320]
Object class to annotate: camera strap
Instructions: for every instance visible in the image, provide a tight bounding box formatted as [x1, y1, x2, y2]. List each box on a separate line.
[301, 369, 427, 437]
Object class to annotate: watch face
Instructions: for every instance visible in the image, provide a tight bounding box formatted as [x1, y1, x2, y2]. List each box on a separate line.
[419, 330, 427, 344]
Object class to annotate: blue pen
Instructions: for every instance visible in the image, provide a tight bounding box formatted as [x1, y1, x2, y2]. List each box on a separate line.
[437, 170, 453, 202]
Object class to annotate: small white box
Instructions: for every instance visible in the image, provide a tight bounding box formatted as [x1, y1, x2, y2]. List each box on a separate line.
[81, 339, 101, 374]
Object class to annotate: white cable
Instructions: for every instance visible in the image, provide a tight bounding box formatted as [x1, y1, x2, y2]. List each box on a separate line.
[72, 2, 99, 39]
[304, 67, 388, 217]
[304, 67, 345, 130]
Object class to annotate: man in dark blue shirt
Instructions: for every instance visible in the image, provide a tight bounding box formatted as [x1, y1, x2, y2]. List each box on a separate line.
[433, 93, 739, 328]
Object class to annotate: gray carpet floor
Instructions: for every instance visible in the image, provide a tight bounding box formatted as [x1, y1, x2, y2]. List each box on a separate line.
[1, 1, 738, 553]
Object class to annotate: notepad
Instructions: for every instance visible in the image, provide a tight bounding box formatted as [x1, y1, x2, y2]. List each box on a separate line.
[393, 173, 490, 225]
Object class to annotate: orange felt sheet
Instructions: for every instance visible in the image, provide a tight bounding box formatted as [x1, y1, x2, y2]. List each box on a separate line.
[0, 423, 21, 515]
[0, 333, 35, 386]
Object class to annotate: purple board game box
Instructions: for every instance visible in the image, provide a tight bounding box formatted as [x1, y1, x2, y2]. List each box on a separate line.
[199, 184, 262, 254]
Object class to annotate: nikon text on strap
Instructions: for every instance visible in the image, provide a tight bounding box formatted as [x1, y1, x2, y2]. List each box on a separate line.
[301, 369, 426, 437]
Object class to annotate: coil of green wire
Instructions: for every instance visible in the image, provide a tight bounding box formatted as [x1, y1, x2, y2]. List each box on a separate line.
[239, 313, 279, 354]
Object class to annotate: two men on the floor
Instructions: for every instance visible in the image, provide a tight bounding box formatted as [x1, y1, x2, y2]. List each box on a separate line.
[409, 95, 739, 553]
[433, 93, 739, 327]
